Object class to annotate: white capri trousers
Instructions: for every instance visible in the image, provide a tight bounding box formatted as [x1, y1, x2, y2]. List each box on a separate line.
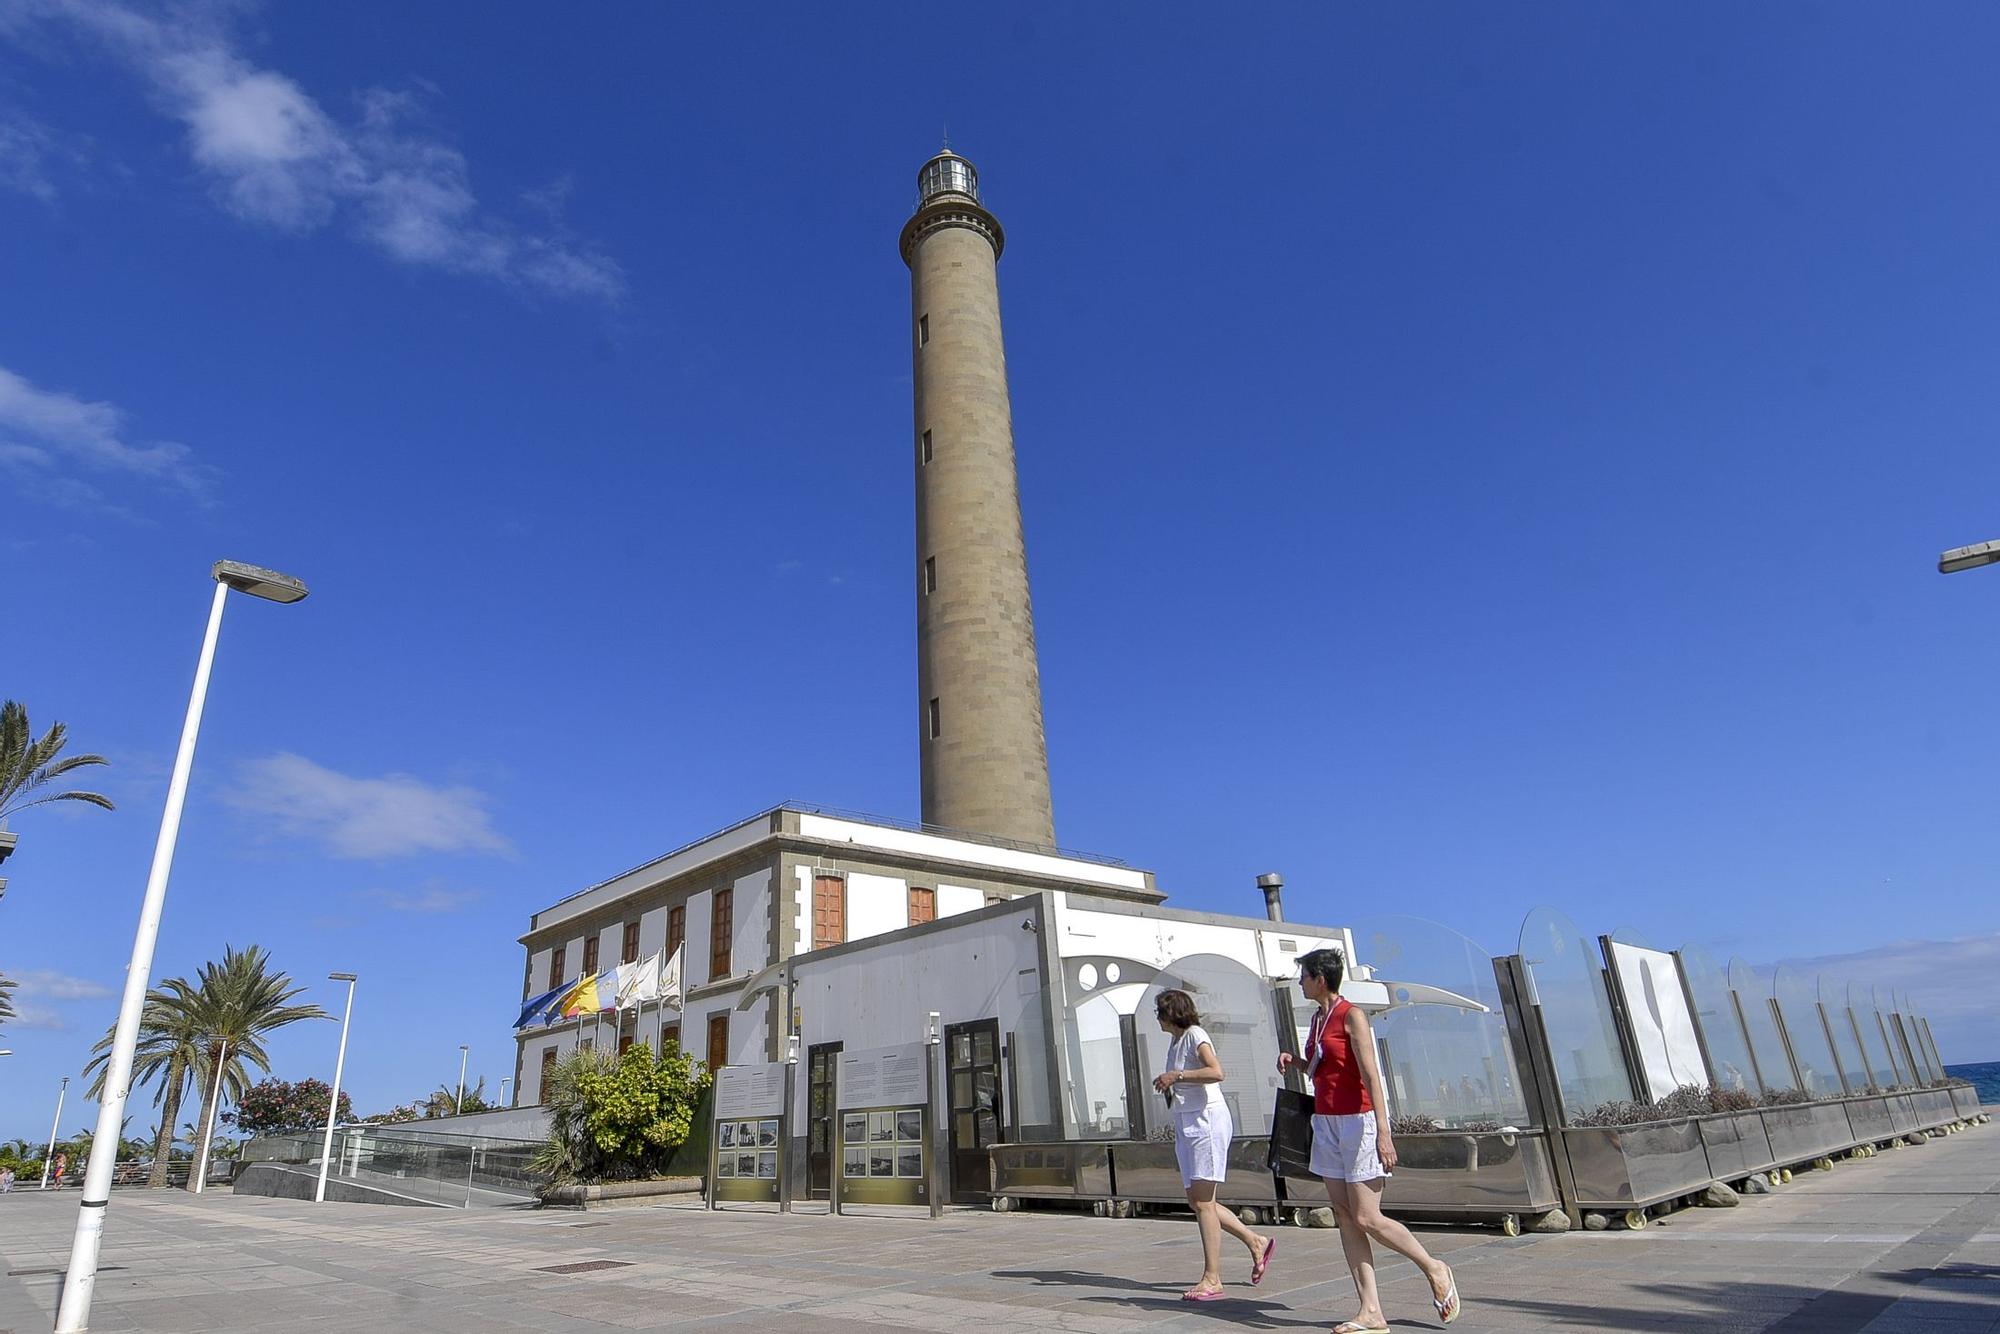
[1310, 1111, 1391, 1183]
[1172, 1103, 1233, 1187]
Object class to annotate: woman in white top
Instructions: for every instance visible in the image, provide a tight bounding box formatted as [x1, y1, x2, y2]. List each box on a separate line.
[1153, 988, 1277, 1301]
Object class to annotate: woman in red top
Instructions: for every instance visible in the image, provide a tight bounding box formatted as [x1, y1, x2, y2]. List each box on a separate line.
[1277, 947, 1460, 1332]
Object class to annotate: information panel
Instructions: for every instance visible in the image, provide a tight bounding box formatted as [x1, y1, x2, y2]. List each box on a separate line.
[1607, 942, 1709, 1102]
[711, 1061, 787, 1204]
[835, 1043, 931, 1207]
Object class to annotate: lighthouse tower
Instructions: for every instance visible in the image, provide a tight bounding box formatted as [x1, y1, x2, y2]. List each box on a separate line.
[901, 148, 1056, 847]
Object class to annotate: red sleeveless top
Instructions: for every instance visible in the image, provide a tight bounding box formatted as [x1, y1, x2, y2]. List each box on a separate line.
[1308, 998, 1371, 1115]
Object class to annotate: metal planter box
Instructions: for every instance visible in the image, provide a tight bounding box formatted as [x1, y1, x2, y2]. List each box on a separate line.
[1884, 1094, 1917, 1134]
[1950, 1085, 1983, 1120]
[990, 1142, 1112, 1201]
[1844, 1096, 1896, 1145]
[1912, 1090, 1957, 1130]
[1375, 1130, 1560, 1220]
[1560, 1119, 1715, 1210]
[1695, 1111, 1776, 1181]
[1761, 1101, 1853, 1164]
[1107, 1138, 1280, 1209]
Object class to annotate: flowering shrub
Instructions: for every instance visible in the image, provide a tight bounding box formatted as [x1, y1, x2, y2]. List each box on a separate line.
[229, 1079, 352, 1136]
[531, 1044, 711, 1184]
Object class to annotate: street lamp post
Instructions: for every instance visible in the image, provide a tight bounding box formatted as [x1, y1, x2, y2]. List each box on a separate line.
[456, 1044, 470, 1115]
[40, 1076, 67, 1190]
[315, 973, 358, 1203]
[500, 1076, 512, 1107]
[190, 1039, 226, 1195]
[55, 560, 307, 1334]
[1939, 539, 2000, 574]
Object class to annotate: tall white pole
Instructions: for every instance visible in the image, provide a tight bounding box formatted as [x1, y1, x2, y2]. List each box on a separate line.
[56, 580, 229, 1334]
[190, 1039, 226, 1195]
[314, 976, 356, 1203]
[500, 1076, 512, 1108]
[40, 1076, 68, 1190]
[456, 1045, 469, 1115]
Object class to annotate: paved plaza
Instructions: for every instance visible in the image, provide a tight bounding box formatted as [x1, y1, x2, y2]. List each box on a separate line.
[3, 1125, 1997, 1334]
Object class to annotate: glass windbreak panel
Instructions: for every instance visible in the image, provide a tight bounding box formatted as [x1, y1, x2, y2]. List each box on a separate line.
[1068, 992, 1132, 1137]
[1774, 964, 1844, 1096]
[1890, 1005, 1930, 1084]
[1919, 1017, 1948, 1078]
[1603, 932, 1708, 1100]
[1901, 994, 1938, 1083]
[1729, 958, 1797, 1092]
[1519, 907, 1634, 1115]
[1136, 953, 1284, 1140]
[1851, 980, 1898, 1089]
[1819, 975, 1871, 1093]
[1679, 945, 1759, 1093]
[1354, 915, 1532, 1129]
[1870, 987, 1909, 1088]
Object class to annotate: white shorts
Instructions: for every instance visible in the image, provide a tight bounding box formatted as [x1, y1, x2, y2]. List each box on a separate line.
[1311, 1112, 1390, 1183]
[1172, 1103, 1232, 1187]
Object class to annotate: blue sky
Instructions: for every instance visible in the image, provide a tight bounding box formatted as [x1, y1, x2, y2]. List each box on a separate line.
[3, 3, 1998, 1141]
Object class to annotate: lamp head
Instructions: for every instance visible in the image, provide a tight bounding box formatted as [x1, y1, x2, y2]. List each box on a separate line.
[329, 971, 357, 982]
[1939, 539, 2000, 574]
[213, 559, 309, 603]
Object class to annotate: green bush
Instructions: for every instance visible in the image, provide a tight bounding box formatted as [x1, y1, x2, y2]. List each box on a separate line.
[532, 1044, 712, 1184]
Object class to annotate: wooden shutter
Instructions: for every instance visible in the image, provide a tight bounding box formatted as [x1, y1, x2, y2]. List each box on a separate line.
[621, 920, 641, 965]
[812, 874, 845, 950]
[667, 905, 686, 958]
[908, 886, 935, 925]
[707, 1013, 730, 1070]
[549, 946, 566, 990]
[710, 889, 733, 980]
[662, 1023, 681, 1052]
[540, 1047, 558, 1087]
[582, 934, 599, 976]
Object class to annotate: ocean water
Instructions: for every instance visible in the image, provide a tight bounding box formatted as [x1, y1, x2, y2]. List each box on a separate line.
[1945, 1061, 1999, 1105]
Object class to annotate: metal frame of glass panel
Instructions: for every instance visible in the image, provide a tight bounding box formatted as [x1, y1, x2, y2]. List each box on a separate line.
[1729, 957, 1800, 1092]
[1518, 908, 1636, 1113]
[1850, 980, 1895, 1091]
[1870, 986, 1908, 1089]
[1774, 965, 1845, 1097]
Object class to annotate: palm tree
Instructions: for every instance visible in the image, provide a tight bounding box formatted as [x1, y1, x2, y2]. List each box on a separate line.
[0, 700, 113, 822]
[84, 981, 205, 1187]
[180, 945, 328, 1191]
[424, 1076, 489, 1118]
[0, 973, 15, 1031]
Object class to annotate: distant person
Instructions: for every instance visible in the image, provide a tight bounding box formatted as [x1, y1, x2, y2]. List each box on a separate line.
[1, 1165, 15, 1193]
[1277, 948, 1461, 1332]
[52, 1152, 68, 1188]
[1151, 988, 1276, 1300]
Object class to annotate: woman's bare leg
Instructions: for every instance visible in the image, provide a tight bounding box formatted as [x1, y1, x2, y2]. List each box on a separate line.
[1184, 1181, 1225, 1293]
[1349, 1178, 1453, 1309]
[1325, 1177, 1385, 1328]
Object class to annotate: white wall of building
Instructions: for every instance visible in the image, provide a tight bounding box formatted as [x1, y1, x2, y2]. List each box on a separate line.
[731, 868, 770, 976]
[937, 883, 985, 918]
[686, 888, 713, 984]
[788, 902, 1053, 1134]
[845, 871, 908, 943]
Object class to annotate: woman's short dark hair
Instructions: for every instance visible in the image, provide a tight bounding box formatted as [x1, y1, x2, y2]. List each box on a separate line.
[1154, 988, 1200, 1029]
[1298, 947, 1346, 990]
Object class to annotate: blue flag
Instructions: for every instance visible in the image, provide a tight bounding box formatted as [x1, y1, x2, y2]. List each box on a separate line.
[515, 982, 569, 1029]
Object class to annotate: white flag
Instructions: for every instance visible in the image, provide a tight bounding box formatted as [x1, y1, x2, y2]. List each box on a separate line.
[617, 954, 655, 1010]
[658, 944, 684, 1012]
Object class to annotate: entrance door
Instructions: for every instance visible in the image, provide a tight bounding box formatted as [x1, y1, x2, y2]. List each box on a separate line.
[806, 1041, 842, 1197]
[944, 1019, 1002, 1200]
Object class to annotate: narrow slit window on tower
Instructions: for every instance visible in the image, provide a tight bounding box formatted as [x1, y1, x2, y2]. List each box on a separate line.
[919, 314, 929, 345]
[921, 429, 932, 463]
[928, 697, 941, 739]
[924, 557, 936, 594]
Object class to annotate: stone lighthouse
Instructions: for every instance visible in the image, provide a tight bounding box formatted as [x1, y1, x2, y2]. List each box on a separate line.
[901, 148, 1056, 847]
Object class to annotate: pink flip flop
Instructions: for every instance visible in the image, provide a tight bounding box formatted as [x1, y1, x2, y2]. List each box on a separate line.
[1182, 1288, 1226, 1302]
[1251, 1237, 1277, 1285]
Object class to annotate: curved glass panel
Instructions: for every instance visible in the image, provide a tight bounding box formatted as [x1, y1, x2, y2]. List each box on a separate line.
[1850, 980, 1896, 1089]
[1354, 916, 1532, 1128]
[1774, 965, 1844, 1096]
[1519, 907, 1634, 1114]
[1135, 953, 1284, 1140]
[1920, 1016, 1948, 1078]
[1819, 975, 1871, 1093]
[1870, 986, 1909, 1088]
[1729, 958, 1797, 1092]
[1680, 945, 1759, 1093]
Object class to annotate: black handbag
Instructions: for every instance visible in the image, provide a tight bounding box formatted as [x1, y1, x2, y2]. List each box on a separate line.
[1266, 1087, 1315, 1179]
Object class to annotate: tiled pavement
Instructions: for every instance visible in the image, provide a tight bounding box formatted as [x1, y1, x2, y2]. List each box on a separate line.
[2, 1121, 1996, 1333]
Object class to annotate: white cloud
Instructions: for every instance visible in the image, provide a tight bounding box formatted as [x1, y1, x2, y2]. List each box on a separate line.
[0, 969, 114, 1031]
[226, 752, 512, 859]
[1777, 932, 2000, 1067]
[16, 0, 621, 299]
[0, 114, 86, 203]
[356, 883, 482, 914]
[0, 364, 212, 507]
